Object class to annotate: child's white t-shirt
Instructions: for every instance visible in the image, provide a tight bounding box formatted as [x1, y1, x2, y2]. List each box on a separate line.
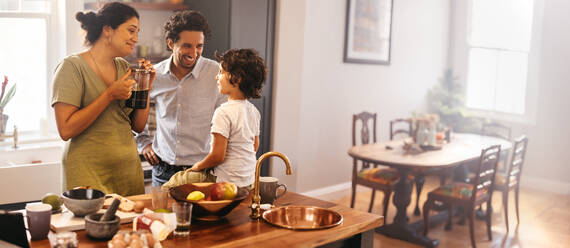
[211, 99, 260, 187]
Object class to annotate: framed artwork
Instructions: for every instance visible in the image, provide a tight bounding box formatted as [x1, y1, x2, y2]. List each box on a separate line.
[343, 0, 393, 65]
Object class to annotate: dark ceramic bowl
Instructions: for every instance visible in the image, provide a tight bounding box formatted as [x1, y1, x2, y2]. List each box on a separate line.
[61, 188, 105, 217]
[169, 183, 249, 221]
[85, 213, 120, 240]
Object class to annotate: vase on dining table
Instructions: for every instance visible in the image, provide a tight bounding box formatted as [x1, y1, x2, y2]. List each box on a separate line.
[0, 113, 7, 133]
[0, 113, 8, 140]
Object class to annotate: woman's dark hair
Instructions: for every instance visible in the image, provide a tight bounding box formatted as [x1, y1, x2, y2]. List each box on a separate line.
[163, 10, 212, 51]
[217, 49, 267, 99]
[75, 2, 139, 46]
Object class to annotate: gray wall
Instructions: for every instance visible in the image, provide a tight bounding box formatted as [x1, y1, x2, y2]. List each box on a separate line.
[186, 0, 231, 59]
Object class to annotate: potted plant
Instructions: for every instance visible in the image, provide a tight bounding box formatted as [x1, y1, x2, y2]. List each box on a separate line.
[0, 75, 16, 135]
[426, 69, 482, 133]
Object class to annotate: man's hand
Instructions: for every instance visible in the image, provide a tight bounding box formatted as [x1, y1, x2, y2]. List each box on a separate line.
[142, 143, 159, 165]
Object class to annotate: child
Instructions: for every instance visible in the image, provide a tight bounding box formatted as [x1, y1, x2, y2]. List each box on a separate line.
[162, 49, 266, 189]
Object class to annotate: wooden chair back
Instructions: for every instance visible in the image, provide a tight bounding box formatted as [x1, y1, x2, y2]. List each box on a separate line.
[389, 118, 412, 140]
[482, 122, 512, 141]
[352, 112, 377, 170]
[506, 136, 528, 188]
[471, 145, 501, 203]
[352, 112, 377, 146]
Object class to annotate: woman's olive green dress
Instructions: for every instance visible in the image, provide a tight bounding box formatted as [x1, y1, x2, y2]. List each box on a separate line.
[51, 55, 144, 196]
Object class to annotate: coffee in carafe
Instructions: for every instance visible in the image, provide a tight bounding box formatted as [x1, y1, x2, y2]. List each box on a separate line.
[125, 68, 150, 109]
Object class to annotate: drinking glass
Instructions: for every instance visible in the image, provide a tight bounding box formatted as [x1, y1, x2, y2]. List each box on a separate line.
[151, 186, 169, 210]
[172, 202, 192, 237]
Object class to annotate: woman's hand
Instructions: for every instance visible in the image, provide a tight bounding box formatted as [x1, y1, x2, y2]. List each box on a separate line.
[138, 59, 156, 90]
[107, 69, 135, 100]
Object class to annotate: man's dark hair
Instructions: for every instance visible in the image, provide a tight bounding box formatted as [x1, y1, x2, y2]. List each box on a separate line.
[163, 10, 212, 51]
[75, 2, 139, 46]
[218, 49, 267, 99]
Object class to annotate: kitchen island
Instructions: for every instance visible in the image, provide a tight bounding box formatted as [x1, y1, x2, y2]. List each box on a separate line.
[30, 191, 383, 248]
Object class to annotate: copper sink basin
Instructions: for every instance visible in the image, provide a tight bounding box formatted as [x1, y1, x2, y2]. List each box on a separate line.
[262, 206, 343, 230]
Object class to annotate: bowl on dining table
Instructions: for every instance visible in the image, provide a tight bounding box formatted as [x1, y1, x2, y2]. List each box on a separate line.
[61, 188, 105, 217]
[169, 183, 249, 221]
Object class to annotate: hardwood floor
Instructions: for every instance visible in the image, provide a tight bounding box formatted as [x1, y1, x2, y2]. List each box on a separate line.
[324, 175, 570, 248]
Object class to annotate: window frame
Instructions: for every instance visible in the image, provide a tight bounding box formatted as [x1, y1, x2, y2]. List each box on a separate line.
[0, 0, 63, 140]
[452, 0, 544, 125]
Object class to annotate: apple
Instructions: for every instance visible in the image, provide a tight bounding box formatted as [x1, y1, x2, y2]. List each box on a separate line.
[209, 182, 238, 201]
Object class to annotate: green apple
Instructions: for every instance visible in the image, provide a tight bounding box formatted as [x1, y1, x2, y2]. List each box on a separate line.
[41, 193, 62, 211]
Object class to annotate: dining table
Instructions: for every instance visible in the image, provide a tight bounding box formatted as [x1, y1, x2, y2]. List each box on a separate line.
[347, 133, 512, 247]
[29, 191, 383, 248]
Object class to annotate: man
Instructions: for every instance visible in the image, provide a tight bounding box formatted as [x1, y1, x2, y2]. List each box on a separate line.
[136, 10, 226, 186]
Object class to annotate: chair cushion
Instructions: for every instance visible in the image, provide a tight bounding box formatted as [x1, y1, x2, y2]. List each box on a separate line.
[358, 168, 413, 185]
[431, 182, 487, 200]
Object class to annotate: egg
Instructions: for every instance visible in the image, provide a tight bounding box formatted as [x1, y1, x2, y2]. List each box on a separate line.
[145, 233, 155, 246]
[111, 238, 127, 248]
[130, 233, 141, 240]
[134, 201, 145, 213]
[129, 238, 144, 248]
[111, 233, 124, 241]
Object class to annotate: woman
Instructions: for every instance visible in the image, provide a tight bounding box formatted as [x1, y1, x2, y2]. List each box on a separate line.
[52, 2, 155, 196]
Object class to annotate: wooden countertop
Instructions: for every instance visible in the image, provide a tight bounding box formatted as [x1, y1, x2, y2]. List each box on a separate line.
[31, 191, 383, 247]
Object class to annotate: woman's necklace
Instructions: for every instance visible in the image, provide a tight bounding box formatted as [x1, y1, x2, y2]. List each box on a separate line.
[89, 50, 110, 85]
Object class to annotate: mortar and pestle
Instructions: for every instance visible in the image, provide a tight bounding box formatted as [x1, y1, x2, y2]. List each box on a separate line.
[85, 198, 121, 240]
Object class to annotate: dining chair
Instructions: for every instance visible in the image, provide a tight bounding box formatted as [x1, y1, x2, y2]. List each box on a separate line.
[493, 135, 528, 232]
[351, 112, 400, 218]
[389, 118, 412, 140]
[482, 122, 512, 141]
[482, 122, 512, 169]
[475, 121, 512, 217]
[423, 145, 501, 248]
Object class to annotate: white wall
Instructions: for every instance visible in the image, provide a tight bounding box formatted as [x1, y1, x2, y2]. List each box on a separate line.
[520, 0, 570, 193]
[450, 0, 570, 194]
[272, 0, 451, 193]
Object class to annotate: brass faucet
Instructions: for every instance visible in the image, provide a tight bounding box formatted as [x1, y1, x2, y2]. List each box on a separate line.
[251, 151, 292, 219]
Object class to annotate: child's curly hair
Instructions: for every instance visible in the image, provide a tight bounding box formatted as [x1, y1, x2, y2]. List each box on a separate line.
[217, 49, 266, 99]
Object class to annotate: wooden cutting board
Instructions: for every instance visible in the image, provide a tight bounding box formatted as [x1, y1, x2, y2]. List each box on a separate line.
[50, 206, 140, 232]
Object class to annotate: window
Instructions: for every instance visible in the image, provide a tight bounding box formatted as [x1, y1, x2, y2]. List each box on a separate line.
[465, 0, 534, 115]
[0, 0, 56, 133]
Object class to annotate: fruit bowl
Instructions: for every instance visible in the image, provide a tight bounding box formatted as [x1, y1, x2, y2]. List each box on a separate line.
[169, 183, 249, 221]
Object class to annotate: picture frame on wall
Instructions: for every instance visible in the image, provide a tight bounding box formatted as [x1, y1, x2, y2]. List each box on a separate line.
[343, 0, 393, 65]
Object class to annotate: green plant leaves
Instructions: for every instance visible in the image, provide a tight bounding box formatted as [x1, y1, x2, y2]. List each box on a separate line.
[0, 83, 16, 109]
